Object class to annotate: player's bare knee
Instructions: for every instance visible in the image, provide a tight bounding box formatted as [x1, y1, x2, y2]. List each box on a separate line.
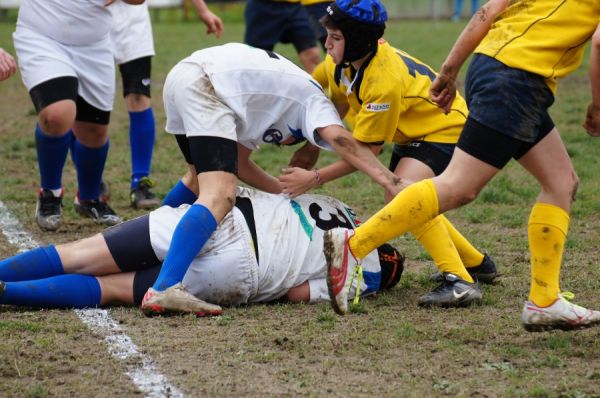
[125, 93, 151, 112]
[38, 106, 74, 135]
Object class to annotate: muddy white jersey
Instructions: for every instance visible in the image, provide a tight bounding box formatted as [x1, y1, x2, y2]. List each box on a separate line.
[236, 187, 382, 303]
[149, 188, 383, 304]
[17, 0, 113, 45]
[179, 43, 343, 150]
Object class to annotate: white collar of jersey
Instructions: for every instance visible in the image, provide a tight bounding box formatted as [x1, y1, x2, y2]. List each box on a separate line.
[339, 66, 358, 96]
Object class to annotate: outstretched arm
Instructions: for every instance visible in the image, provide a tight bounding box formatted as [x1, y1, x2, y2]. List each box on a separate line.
[317, 125, 406, 196]
[190, 0, 224, 38]
[279, 144, 382, 198]
[584, 22, 600, 137]
[430, 0, 509, 113]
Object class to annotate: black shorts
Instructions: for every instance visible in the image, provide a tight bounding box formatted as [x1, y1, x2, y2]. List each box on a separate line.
[388, 141, 455, 176]
[29, 77, 110, 125]
[457, 116, 554, 169]
[118, 56, 152, 98]
[102, 215, 161, 272]
[244, 0, 317, 53]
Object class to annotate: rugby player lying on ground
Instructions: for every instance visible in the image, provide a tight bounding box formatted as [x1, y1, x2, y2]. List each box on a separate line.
[0, 188, 403, 315]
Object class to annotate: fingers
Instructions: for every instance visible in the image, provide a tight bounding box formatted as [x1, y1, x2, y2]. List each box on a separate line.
[0, 50, 16, 82]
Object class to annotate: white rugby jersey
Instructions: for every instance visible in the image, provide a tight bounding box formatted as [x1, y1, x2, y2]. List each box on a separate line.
[149, 187, 381, 305]
[236, 187, 383, 303]
[17, 0, 113, 45]
[180, 43, 343, 150]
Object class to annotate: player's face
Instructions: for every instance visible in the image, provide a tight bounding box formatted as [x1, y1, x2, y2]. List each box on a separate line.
[325, 28, 345, 65]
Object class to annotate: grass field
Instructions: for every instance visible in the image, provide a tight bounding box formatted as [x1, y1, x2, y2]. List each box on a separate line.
[1, 8, 600, 398]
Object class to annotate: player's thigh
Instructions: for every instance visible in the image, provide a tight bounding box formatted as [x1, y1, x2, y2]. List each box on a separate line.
[13, 26, 77, 97]
[59, 233, 120, 275]
[182, 209, 258, 306]
[389, 141, 455, 179]
[103, 214, 162, 272]
[111, 1, 154, 67]
[517, 128, 577, 195]
[71, 36, 115, 112]
[118, 56, 152, 101]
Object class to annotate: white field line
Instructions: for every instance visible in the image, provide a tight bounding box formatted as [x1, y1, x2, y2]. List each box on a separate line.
[0, 200, 183, 398]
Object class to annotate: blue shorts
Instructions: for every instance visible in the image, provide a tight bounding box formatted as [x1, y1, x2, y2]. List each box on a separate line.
[305, 2, 329, 44]
[244, 0, 317, 52]
[465, 54, 555, 143]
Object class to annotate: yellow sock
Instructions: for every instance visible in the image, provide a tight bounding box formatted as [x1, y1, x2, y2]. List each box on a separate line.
[412, 216, 474, 283]
[440, 216, 485, 267]
[528, 203, 570, 307]
[350, 179, 439, 259]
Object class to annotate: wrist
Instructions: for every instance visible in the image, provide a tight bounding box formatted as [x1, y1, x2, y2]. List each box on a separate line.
[313, 168, 324, 187]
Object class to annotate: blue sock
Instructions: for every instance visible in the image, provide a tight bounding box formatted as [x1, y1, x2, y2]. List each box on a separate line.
[152, 204, 217, 291]
[72, 139, 109, 200]
[162, 180, 197, 207]
[129, 108, 155, 189]
[0, 274, 101, 309]
[35, 125, 71, 190]
[0, 246, 64, 281]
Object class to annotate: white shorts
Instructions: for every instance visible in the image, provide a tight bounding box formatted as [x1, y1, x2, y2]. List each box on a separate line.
[163, 61, 238, 141]
[110, 2, 155, 65]
[149, 205, 259, 306]
[13, 24, 115, 111]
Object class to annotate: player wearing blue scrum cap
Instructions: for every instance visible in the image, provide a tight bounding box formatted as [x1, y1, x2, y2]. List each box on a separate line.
[324, 0, 600, 331]
[279, 0, 496, 311]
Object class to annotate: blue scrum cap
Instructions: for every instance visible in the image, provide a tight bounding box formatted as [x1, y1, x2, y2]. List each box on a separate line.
[334, 0, 387, 25]
[325, 0, 387, 62]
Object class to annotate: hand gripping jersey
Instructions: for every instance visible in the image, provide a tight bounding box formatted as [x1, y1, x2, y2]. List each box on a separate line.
[148, 187, 383, 305]
[17, 0, 113, 45]
[178, 43, 343, 149]
[476, 0, 600, 93]
[323, 40, 469, 145]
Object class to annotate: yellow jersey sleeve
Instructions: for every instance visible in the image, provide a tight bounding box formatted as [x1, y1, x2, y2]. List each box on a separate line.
[476, 0, 600, 92]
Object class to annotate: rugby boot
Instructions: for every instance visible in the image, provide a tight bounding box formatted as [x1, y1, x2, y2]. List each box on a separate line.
[141, 283, 223, 317]
[324, 228, 361, 315]
[522, 293, 600, 332]
[130, 177, 160, 209]
[430, 254, 497, 284]
[419, 273, 482, 308]
[74, 193, 122, 226]
[35, 188, 63, 231]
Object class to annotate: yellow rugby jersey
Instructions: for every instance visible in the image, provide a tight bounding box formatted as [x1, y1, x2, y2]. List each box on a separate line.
[476, 0, 600, 93]
[324, 41, 468, 145]
[312, 60, 357, 129]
